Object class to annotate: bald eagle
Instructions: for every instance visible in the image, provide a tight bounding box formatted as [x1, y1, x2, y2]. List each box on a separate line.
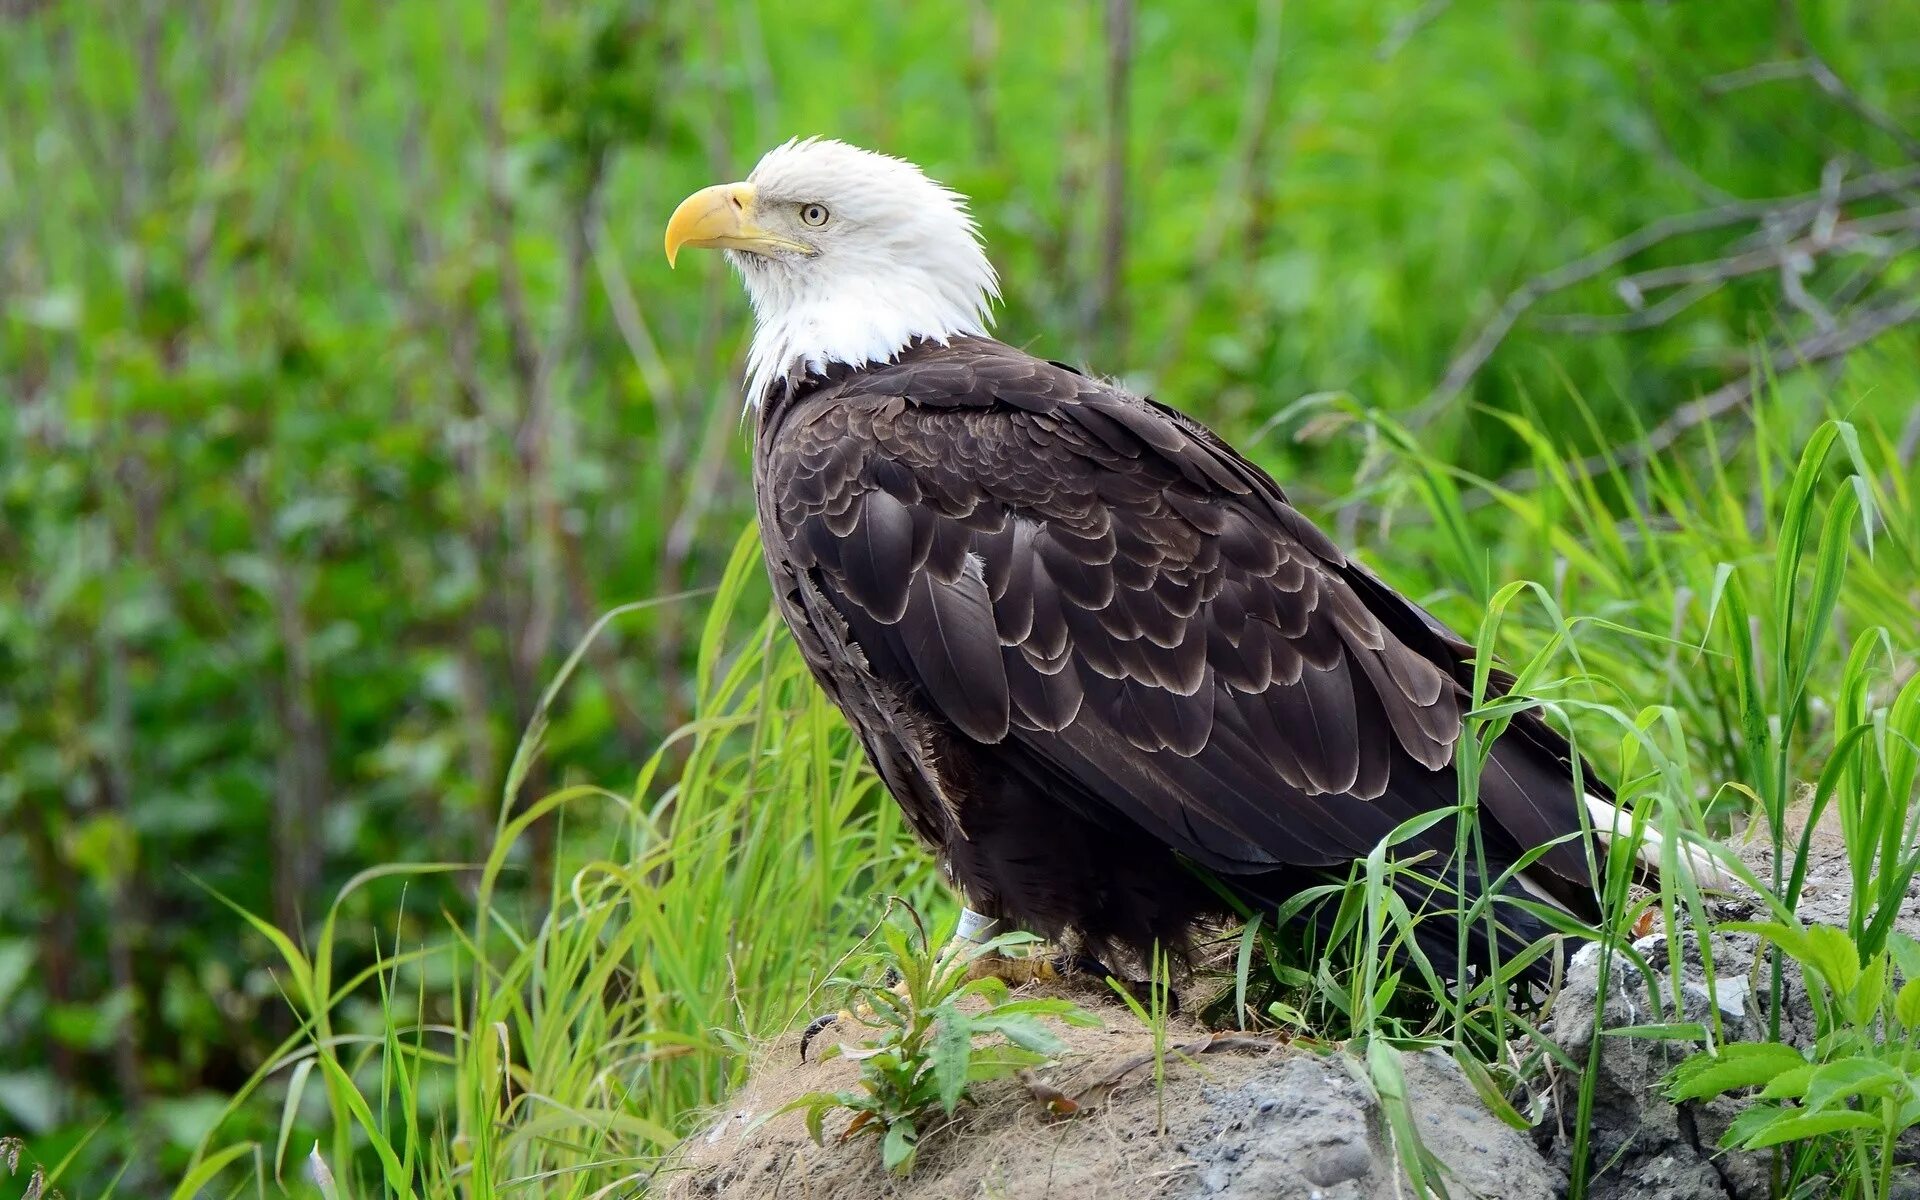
[666, 138, 1648, 983]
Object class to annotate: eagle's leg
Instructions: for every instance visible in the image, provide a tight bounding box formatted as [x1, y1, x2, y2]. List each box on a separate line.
[947, 908, 1067, 985]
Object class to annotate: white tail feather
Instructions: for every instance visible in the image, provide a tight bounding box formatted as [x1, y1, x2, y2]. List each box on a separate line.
[1583, 794, 1729, 888]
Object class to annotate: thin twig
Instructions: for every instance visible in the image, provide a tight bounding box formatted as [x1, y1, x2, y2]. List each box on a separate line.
[1376, 0, 1451, 60]
[1828, 233, 1920, 310]
[1543, 207, 1920, 332]
[1485, 289, 1920, 500]
[1617, 206, 1918, 294]
[1535, 280, 1724, 335]
[1788, 1, 1920, 161]
[1410, 166, 1920, 427]
[1704, 59, 1812, 95]
[591, 217, 677, 406]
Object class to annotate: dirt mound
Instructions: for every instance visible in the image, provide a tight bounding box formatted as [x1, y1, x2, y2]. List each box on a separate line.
[658, 988, 1557, 1200]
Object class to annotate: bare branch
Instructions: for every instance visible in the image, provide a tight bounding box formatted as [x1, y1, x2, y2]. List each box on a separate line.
[591, 218, 677, 406]
[1535, 281, 1725, 335]
[1829, 232, 1920, 309]
[1410, 165, 1920, 427]
[1705, 59, 1812, 95]
[1618, 206, 1919, 294]
[1485, 288, 1920, 500]
[1788, 3, 1920, 161]
[1376, 0, 1451, 60]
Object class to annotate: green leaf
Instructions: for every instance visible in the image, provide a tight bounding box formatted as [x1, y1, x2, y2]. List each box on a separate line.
[987, 998, 1099, 1025]
[971, 1014, 1067, 1056]
[170, 1141, 257, 1200]
[1366, 1039, 1408, 1105]
[273, 1058, 315, 1181]
[314, 1053, 417, 1200]
[931, 1005, 971, 1115]
[1803, 1057, 1900, 1113]
[1894, 978, 1920, 1030]
[956, 974, 1011, 1006]
[974, 931, 1046, 960]
[1847, 956, 1888, 1027]
[0, 941, 35, 1013]
[1722, 921, 1811, 961]
[1233, 913, 1263, 1030]
[1365, 1042, 1441, 1196]
[882, 1120, 917, 1174]
[1455, 1051, 1529, 1130]
[1719, 1103, 1786, 1149]
[1666, 1042, 1807, 1101]
[1603, 1022, 1709, 1041]
[1886, 933, 1920, 982]
[965, 1044, 1048, 1081]
[1801, 924, 1863, 996]
[1739, 1108, 1879, 1149]
[1758, 1063, 1817, 1100]
[1268, 999, 1310, 1031]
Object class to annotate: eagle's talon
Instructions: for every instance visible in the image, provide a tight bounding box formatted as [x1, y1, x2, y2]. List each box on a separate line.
[800, 963, 917, 1064]
[1051, 951, 1116, 981]
[1052, 953, 1180, 1014]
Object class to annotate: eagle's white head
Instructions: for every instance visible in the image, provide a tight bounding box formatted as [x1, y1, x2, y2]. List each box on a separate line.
[665, 138, 1000, 404]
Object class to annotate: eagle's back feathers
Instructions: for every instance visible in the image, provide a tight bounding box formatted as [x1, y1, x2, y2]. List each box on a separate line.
[755, 335, 1605, 972]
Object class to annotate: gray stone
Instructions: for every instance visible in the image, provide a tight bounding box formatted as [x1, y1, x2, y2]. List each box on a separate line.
[1535, 828, 1920, 1200]
[1182, 1049, 1556, 1200]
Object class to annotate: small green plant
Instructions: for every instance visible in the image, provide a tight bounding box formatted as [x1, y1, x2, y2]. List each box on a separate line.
[784, 907, 1099, 1174]
[1666, 922, 1920, 1200]
[1106, 941, 1176, 1134]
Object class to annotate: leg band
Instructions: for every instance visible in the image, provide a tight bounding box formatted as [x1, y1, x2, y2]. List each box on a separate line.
[955, 906, 1003, 943]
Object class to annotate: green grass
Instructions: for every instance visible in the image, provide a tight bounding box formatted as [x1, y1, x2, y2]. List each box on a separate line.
[128, 527, 945, 1198]
[1290, 391, 1919, 1198]
[2, 373, 1896, 1199]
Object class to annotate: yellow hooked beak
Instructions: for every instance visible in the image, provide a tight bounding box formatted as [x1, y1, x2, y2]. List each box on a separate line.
[663, 181, 816, 267]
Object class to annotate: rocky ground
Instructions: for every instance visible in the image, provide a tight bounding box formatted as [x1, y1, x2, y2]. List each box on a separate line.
[659, 822, 1919, 1200]
[1534, 815, 1920, 1200]
[659, 1005, 1556, 1200]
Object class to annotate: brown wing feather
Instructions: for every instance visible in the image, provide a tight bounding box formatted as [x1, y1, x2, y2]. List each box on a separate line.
[762, 337, 1598, 898]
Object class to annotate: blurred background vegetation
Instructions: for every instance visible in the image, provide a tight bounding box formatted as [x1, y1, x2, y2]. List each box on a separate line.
[2, 0, 1917, 1193]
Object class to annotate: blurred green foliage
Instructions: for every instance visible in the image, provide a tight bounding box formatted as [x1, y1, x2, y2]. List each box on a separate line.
[1, 0, 1916, 1192]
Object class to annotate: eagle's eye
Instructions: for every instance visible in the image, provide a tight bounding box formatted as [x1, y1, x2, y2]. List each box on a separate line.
[799, 203, 830, 227]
